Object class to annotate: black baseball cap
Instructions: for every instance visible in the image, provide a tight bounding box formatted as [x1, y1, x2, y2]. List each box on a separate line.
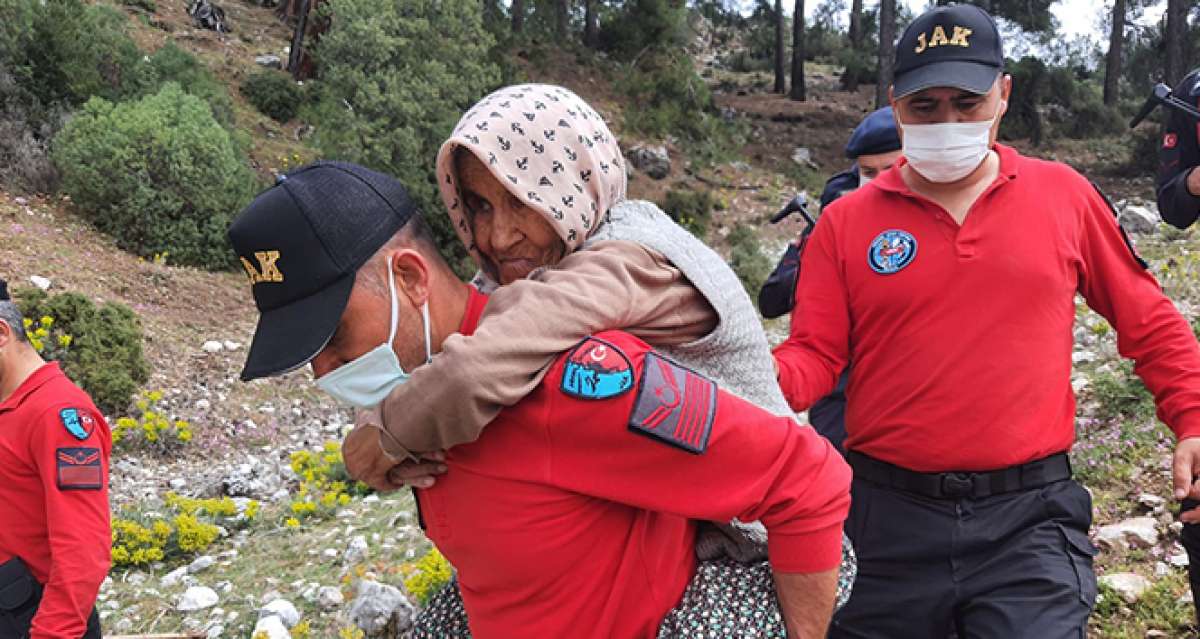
[0, 279, 8, 301]
[228, 161, 415, 381]
[893, 4, 1004, 99]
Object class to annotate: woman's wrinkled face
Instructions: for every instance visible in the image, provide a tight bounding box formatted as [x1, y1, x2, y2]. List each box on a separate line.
[457, 152, 566, 284]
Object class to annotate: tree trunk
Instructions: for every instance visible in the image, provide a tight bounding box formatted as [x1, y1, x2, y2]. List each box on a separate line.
[287, 0, 311, 81]
[876, 0, 895, 108]
[774, 0, 786, 93]
[1103, 0, 1125, 105]
[1164, 0, 1187, 85]
[584, 0, 597, 48]
[512, 0, 525, 33]
[790, 0, 806, 101]
[848, 0, 863, 49]
[556, 0, 569, 42]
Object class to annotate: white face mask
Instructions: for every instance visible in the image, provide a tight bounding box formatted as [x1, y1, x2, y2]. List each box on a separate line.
[316, 259, 431, 409]
[899, 100, 1004, 184]
[858, 173, 873, 188]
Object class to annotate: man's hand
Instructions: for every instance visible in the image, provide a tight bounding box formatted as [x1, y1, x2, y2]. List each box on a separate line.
[1187, 167, 1200, 198]
[343, 423, 446, 492]
[1173, 437, 1200, 522]
[774, 568, 838, 638]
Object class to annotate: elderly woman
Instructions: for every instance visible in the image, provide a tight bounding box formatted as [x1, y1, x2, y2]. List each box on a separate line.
[344, 84, 852, 636]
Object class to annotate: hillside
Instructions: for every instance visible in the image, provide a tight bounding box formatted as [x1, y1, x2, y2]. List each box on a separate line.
[1, 0, 1196, 637]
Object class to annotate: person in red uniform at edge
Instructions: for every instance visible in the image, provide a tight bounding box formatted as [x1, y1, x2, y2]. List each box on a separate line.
[226, 162, 852, 638]
[773, 5, 1200, 638]
[0, 279, 109, 639]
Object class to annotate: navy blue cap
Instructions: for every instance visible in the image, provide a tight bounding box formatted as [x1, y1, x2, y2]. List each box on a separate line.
[228, 161, 416, 381]
[893, 4, 1004, 99]
[845, 107, 901, 159]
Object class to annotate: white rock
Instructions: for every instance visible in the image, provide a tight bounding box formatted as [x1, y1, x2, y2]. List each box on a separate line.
[161, 566, 189, 588]
[349, 580, 415, 635]
[14, 197, 28, 206]
[1155, 561, 1171, 577]
[28, 275, 51, 291]
[1170, 552, 1190, 568]
[255, 54, 283, 69]
[1180, 589, 1194, 605]
[344, 535, 369, 565]
[322, 548, 339, 560]
[790, 146, 819, 170]
[318, 586, 344, 610]
[206, 624, 225, 639]
[362, 494, 380, 504]
[188, 555, 216, 574]
[1099, 572, 1152, 603]
[169, 478, 188, 491]
[1119, 204, 1160, 235]
[260, 598, 301, 627]
[195, 399, 212, 411]
[1137, 494, 1166, 510]
[626, 145, 671, 180]
[1171, 521, 1185, 535]
[177, 586, 220, 611]
[223, 340, 242, 351]
[251, 614, 290, 639]
[202, 340, 224, 353]
[1095, 517, 1159, 549]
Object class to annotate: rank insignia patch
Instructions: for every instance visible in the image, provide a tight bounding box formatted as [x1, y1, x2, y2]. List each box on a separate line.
[59, 408, 92, 441]
[628, 353, 716, 454]
[868, 229, 918, 274]
[56, 447, 102, 490]
[561, 337, 635, 400]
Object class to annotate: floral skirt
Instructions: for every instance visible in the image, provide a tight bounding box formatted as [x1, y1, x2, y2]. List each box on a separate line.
[409, 535, 857, 638]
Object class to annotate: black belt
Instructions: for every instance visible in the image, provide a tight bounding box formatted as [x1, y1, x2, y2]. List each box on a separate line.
[846, 451, 1072, 500]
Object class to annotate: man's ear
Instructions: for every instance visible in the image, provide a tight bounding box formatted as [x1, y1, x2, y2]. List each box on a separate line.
[1000, 74, 1013, 111]
[390, 249, 431, 308]
[0, 319, 14, 350]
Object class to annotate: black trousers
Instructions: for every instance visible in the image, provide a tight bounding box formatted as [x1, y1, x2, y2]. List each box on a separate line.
[830, 476, 1097, 639]
[0, 600, 100, 639]
[1181, 500, 1200, 624]
[808, 372, 849, 454]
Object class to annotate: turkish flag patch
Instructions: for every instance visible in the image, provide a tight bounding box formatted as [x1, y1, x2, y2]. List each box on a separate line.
[1164, 133, 1178, 149]
[628, 352, 717, 454]
[56, 447, 102, 491]
[561, 336, 635, 400]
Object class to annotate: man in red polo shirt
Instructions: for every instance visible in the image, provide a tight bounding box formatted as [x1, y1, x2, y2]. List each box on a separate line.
[773, 5, 1200, 637]
[0, 279, 109, 639]
[228, 162, 853, 638]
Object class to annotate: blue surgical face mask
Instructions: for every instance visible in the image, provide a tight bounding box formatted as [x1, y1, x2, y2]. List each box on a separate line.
[316, 259, 431, 408]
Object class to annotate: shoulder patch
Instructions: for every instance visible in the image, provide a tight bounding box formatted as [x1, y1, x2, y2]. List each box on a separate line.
[56, 447, 103, 491]
[59, 407, 93, 441]
[628, 353, 716, 454]
[561, 336, 634, 400]
[1164, 133, 1178, 149]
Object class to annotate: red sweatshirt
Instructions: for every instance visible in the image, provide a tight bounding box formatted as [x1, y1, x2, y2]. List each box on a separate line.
[417, 287, 851, 638]
[775, 144, 1200, 472]
[0, 363, 111, 638]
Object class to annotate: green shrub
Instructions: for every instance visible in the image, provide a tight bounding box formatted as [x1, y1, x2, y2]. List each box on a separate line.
[1124, 125, 1162, 175]
[113, 390, 194, 454]
[147, 43, 235, 128]
[597, 0, 688, 61]
[617, 53, 741, 163]
[53, 83, 257, 269]
[3, 0, 151, 111]
[728, 224, 771, 297]
[241, 71, 303, 122]
[306, 0, 501, 276]
[659, 188, 714, 237]
[14, 288, 150, 416]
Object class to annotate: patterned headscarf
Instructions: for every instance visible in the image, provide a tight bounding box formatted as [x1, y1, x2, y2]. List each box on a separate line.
[436, 84, 628, 273]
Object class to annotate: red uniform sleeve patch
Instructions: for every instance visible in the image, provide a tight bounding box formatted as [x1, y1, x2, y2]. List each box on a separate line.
[628, 353, 716, 454]
[56, 447, 102, 491]
[1164, 133, 1178, 149]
